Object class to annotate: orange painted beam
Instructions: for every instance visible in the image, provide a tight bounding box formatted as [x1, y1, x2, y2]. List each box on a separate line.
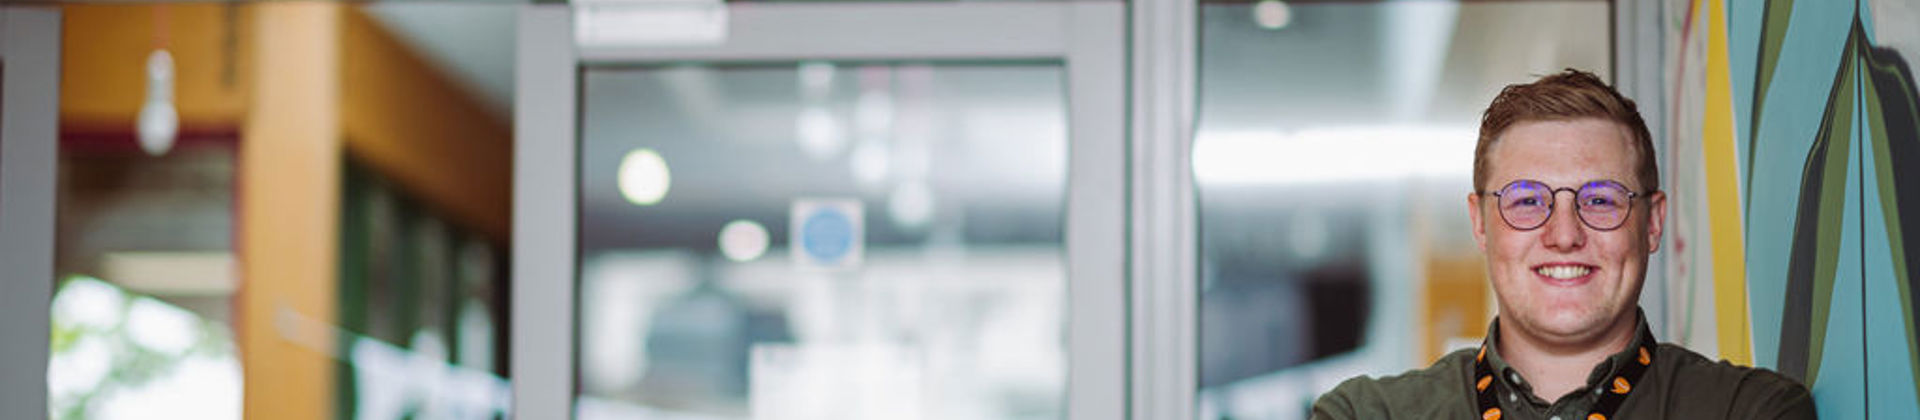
[61, 3, 247, 132]
[340, 7, 512, 243]
[62, 3, 511, 242]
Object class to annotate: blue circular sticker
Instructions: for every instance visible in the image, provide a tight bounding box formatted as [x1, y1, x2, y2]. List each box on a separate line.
[801, 208, 854, 263]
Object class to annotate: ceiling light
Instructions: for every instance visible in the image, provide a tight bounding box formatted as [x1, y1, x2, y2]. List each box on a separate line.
[137, 49, 178, 156]
[888, 181, 934, 231]
[796, 106, 846, 160]
[850, 141, 890, 190]
[719, 219, 771, 262]
[799, 61, 835, 100]
[617, 148, 671, 206]
[1253, 0, 1292, 30]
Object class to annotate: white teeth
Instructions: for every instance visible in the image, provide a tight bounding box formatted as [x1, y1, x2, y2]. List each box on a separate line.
[1536, 265, 1591, 279]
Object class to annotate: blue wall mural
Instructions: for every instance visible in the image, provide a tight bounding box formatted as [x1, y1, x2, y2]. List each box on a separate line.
[1676, 0, 1920, 417]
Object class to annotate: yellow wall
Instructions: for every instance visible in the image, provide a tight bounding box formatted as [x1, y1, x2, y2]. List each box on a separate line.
[1422, 256, 1489, 363]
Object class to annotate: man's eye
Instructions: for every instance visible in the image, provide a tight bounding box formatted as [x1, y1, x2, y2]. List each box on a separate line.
[1586, 197, 1617, 207]
[1513, 197, 1543, 207]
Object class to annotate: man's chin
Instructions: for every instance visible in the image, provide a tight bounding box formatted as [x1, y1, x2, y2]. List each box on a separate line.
[1519, 310, 1611, 340]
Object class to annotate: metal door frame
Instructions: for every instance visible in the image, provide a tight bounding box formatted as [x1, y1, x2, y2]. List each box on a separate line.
[0, 6, 60, 420]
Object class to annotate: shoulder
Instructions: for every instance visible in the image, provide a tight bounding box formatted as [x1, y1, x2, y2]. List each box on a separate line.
[1362, 347, 1476, 393]
[1311, 348, 1475, 420]
[1657, 343, 1810, 396]
[1654, 343, 1817, 419]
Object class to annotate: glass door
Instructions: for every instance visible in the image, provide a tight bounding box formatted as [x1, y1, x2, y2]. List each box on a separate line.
[513, 4, 1124, 419]
[1188, 2, 1613, 419]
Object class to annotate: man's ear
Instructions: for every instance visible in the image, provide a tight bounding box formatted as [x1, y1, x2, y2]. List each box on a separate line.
[1646, 190, 1667, 253]
[1468, 192, 1488, 252]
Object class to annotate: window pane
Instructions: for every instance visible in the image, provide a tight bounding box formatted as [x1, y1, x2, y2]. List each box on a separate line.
[51, 4, 518, 419]
[574, 63, 1069, 420]
[1193, 2, 1610, 418]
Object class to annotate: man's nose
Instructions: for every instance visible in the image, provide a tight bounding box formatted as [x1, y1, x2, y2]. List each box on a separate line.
[1540, 193, 1587, 251]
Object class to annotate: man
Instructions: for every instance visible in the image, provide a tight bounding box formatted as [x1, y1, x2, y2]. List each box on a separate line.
[1310, 69, 1815, 419]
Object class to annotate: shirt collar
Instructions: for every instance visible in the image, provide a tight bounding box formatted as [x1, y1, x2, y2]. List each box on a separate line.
[1481, 308, 1653, 402]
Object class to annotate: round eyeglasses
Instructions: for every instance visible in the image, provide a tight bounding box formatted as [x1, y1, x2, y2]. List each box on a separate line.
[1482, 179, 1650, 231]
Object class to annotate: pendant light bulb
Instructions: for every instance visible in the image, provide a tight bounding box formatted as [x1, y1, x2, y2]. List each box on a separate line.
[137, 49, 178, 156]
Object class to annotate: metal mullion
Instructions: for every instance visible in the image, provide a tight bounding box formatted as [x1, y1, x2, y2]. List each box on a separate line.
[1065, 4, 1129, 420]
[576, 3, 1074, 64]
[1127, 0, 1199, 419]
[512, 5, 578, 419]
[0, 7, 61, 420]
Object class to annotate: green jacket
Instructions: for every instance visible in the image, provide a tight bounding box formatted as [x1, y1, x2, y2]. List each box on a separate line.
[1312, 313, 1816, 420]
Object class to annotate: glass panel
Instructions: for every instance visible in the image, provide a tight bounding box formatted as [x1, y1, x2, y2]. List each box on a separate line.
[52, 3, 517, 419]
[51, 144, 243, 420]
[1192, 1, 1610, 418]
[54, 29, 245, 416]
[574, 62, 1069, 420]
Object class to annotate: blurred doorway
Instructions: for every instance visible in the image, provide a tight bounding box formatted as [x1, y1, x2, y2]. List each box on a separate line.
[514, 3, 1126, 420]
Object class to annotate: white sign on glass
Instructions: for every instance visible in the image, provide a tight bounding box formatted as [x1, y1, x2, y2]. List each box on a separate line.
[789, 198, 863, 271]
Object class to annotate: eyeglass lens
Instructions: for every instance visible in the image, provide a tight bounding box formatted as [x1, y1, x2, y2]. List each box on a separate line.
[1495, 180, 1633, 230]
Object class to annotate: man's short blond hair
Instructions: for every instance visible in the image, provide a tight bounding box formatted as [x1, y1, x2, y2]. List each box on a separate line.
[1475, 69, 1658, 193]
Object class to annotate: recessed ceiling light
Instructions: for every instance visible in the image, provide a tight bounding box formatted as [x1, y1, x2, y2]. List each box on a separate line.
[719, 219, 771, 262]
[617, 148, 671, 206]
[1253, 0, 1292, 30]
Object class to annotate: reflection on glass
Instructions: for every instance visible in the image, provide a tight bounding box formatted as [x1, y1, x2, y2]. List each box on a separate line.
[1193, 1, 1610, 419]
[50, 3, 520, 419]
[575, 63, 1069, 420]
[49, 276, 242, 420]
[337, 159, 512, 419]
[54, 99, 244, 419]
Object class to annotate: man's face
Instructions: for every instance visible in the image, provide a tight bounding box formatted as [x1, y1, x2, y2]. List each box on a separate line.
[1468, 118, 1666, 343]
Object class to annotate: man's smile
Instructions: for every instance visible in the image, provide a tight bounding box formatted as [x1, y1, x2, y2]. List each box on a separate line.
[1531, 262, 1596, 286]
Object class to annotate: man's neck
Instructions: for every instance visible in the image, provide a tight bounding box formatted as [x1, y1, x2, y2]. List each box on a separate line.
[1495, 313, 1638, 402]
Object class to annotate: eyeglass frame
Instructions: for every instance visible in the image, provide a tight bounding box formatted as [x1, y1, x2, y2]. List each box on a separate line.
[1476, 179, 1658, 231]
